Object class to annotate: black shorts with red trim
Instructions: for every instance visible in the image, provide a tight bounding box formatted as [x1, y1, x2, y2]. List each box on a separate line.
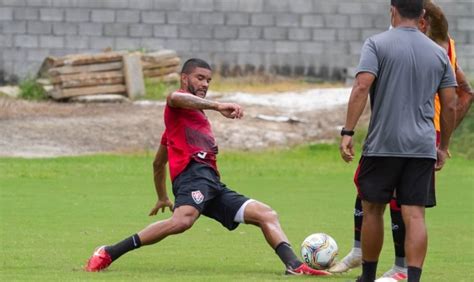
[354, 156, 436, 206]
[172, 160, 249, 230]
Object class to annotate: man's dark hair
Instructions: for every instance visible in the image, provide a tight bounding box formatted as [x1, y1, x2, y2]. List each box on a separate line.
[391, 0, 424, 19]
[181, 58, 212, 74]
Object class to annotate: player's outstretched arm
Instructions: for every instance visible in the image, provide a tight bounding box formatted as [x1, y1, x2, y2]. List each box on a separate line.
[340, 72, 375, 162]
[149, 144, 174, 215]
[167, 91, 244, 119]
[454, 64, 473, 129]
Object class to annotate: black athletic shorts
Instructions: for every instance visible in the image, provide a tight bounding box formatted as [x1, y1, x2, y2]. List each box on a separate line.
[354, 156, 436, 206]
[172, 160, 249, 230]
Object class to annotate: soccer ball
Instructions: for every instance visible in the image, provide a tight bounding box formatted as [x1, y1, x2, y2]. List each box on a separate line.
[301, 233, 338, 270]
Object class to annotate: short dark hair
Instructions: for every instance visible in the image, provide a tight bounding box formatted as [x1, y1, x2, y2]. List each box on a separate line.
[181, 58, 212, 74]
[391, 0, 424, 19]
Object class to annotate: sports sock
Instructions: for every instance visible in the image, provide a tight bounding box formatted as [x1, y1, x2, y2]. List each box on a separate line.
[275, 242, 302, 270]
[407, 266, 422, 282]
[360, 260, 377, 282]
[105, 234, 142, 261]
[389, 198, 406, 268]
[354, 196, 363, 242]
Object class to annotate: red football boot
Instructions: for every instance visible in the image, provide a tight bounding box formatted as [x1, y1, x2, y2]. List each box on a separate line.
[85, 246, 112, 272]
[286, 263, 332, 276]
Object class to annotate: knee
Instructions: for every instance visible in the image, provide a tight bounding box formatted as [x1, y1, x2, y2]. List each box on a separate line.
[258, 208, 279, 225]
[170, 217, 194, 234]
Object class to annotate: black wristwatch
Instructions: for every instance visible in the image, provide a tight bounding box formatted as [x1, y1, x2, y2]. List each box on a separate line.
[340, 128, 355, 136]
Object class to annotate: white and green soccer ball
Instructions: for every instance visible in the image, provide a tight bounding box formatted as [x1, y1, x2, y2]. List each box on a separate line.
[301, 233, 338, 270]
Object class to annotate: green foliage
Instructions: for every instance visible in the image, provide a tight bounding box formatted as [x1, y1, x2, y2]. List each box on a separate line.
[0, 146, 472, 281]
[451, 108, 474, 159]
[18, 78, 46, 101]
[143, 78, 179, 100]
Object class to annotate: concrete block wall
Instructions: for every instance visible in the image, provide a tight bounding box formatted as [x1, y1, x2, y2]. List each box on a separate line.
[0, 0, 472, 83]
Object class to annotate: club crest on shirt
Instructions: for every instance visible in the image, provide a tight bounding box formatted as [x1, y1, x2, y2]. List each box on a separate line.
[191, 190, 204, 204]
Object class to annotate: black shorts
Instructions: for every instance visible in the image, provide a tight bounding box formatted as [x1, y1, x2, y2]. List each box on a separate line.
[354, 156, 436, 206]
[172, 161, 249, 230]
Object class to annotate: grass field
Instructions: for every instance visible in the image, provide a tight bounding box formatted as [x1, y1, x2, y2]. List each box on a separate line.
[0, 144, 473, 281]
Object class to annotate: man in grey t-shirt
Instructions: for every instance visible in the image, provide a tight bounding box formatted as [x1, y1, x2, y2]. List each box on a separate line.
[339, 1, 457, 282]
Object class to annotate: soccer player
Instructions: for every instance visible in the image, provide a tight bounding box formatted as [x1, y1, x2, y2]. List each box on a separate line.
[85, 58, 330, 276]
[338, 0, 457, 281]
[330, 1, 473, 280]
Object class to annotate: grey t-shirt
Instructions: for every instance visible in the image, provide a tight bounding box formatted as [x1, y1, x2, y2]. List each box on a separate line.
[356, 26, 457, 159]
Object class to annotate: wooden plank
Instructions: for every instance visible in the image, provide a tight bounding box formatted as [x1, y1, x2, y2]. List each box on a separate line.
[50, 70, 123, 85]
[147, 73, 180, 83]
[50, 84, 126, 99]
[48, 62, 123, 76]
[142, 57, 180, 70]
[52, 51, 127, 67]
[142, 50, 178, 64]
[143, 65, 179, 77]
[123, 53, 145, 98]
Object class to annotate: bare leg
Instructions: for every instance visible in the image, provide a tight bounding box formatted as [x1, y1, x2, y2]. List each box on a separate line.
[401, 205, 427, 268]
[138, 205, 200, 245]
[243, 201, 289, 248]
[361, 200, 386, 261]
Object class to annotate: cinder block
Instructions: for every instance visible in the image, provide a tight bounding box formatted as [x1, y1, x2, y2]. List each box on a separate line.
[115, 37, 139, 50]
[40, 35, 64, 48]
[153, 0, 180, 11]
[27, 48, 50, 61]
[26, 0, 52, 7]
[14, 35, 38, 48]
[142, 11, 166, 24]
[3, 21, 27, 33]
[374, 15, 390, 29]
[78, 23, 103, 36]
[91, 9, 115, 23]
[129, 24, 153, 37]
[0, 7, 13, 21]
[237, 53, 263, 67]
[214, 0, 238, 12]
[337, 29, 361, 41]
[0, 0, 26, 6]
[127, 0, 153, 10]
[164, 39, 193, 52]
[275, 14, 300, 27]
[250, 40, 275, 53]
[3, 48, 27, 61]
[289, 0, 313, 13]
[312, 29, 336, 41]
[323, 41, 348, 54]
[116, 10, 140, 23]
[214, 26, 238, 39]
[199, 13, 225, 25]
[0, 34, 13, 47]
[226, 13, 250, 26]
[288, 28, 311, 41]
[52, 22, 77, 35]
[180, 0, 214, 12]
[313, 2, 338, 14]
[167, 12, 193, 25]
[13, 8, 38, 20]
[324, 15, 348, 28]
[153, 25, 178, 38]
[65, 9, 90, 22]
[225, 40, 250, 52]
[101, 0, 128, 9]
[104, 23, 129, 37]
[349, 41, 363, 55]
[263, 27, 287, 40]
[65, 35, 89, 49]
[338, 3, 363, 15]
[238, 27, 262, 39]
[179, 25, 213, 39]
[40, 8, 64, 21]
[275, 41, 299, 53]
[89, 36, 114, 50]
[301, 15, 324, 27]
[264, 0, 290, 12]
[238, 0, 264, 13]
[300, 42, 324, 54]
[350, 15, 373, 28]
[362, 29, 383, 40]
[200, 40, 225, 52]
[251, 14, 274, 26]
[458, 18, 474, 31]
[140, 38, 165, 51]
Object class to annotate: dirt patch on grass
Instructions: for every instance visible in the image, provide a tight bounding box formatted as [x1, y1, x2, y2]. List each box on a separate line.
[0, 88, 368, 158]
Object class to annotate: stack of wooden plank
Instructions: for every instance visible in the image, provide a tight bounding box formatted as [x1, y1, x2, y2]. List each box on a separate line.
[38, 50, 180, 101]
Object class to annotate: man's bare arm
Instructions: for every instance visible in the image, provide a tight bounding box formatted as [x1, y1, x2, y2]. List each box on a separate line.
[436, 86, 457, 171]
[454, 64, 473, 129]
[149, 144, 173, 215]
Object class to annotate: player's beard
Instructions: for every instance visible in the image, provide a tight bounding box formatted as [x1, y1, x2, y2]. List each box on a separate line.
[187, 81, 207, 98]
